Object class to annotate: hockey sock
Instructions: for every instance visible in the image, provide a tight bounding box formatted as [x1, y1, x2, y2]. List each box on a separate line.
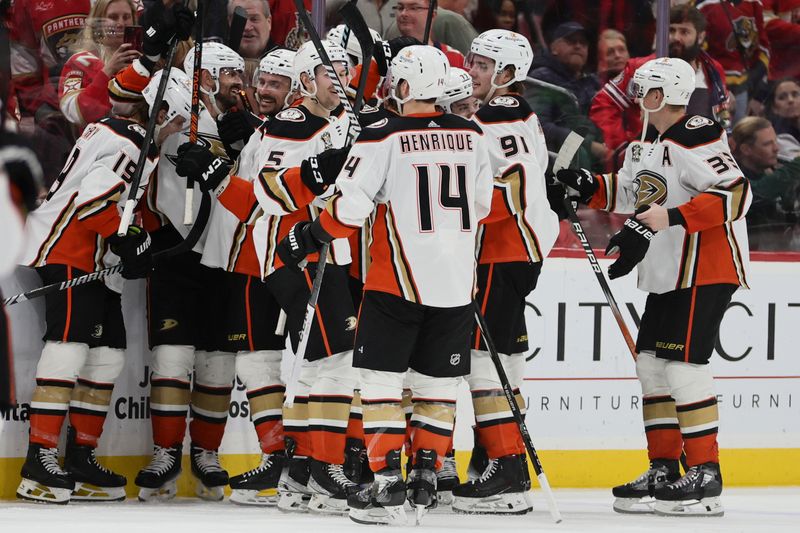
[345, 390, 365, 443]
[189, 351, 234, 450]
[149, 345, 193, 448]
[361, 369, 406, 473]
[677, 397, 720, 466]
[472, 388, 526, 459]
[308, 351, 357, 465]
[401, 387, 413, 455]
[408, 371, 459, 469]
[29, 341, 88, 447]
[69, 347, 125, 447]
[237, 350, 284, 454]
[282, 360, 317, 458]
[643, 395, 682, 461]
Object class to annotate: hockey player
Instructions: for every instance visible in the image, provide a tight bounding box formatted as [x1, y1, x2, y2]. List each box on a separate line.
[436, 67, 479, 119]
[15, 83, 159, 504]
[555, 57, 750, 517]
[275, 45, 494, 526]
[177, 40, 360, 514]
[130, 42, 246, 503]
[451, 29, 559, 515]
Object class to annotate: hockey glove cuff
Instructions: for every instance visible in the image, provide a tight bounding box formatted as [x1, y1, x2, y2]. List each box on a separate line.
[605, 208, 656, 280]
[555, 168, 599, 204]
[175, 143, 231, 194]
[545, 178, 570, 221]
[108, 225, 153, 279]
[277, 221, 332, 271]
[300, 147, 350, 196]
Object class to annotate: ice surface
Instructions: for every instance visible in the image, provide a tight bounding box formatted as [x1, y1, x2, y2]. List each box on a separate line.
[0, 488, 797, 533]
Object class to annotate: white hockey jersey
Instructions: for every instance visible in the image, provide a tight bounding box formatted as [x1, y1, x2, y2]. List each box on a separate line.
[317, 112, 494, 308]
[21, 117, 158, 274]
[591, 115, 751, 294]
[472, 94, 559, 264]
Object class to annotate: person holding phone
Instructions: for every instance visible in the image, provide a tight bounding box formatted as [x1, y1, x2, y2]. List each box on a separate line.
[58, 0, 140, 132]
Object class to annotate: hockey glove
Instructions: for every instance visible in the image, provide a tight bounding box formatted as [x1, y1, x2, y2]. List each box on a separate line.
[108, 225, 153, 279]
[0, 132, 44, 213]
[175, 143, 230, 194]
[277, 220, 332, 271]
[555, 168, 599, 205]
[373, 36, 421, 77]
[605, 207, 656, 280]
[300, 147, 350, 196]
[141, 2, 195, 57]
[545, 178, 570, 221]
[217, 109, 260, 158]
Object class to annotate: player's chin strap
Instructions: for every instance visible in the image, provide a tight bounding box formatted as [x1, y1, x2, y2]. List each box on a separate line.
[639, 98, 666, 143]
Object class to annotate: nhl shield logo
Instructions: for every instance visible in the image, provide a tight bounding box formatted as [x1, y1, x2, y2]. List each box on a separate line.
[631, 143, 643, 163]
[450, 353, 461, 366]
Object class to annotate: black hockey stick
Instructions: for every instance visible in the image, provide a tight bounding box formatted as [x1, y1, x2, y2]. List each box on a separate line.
[338, 0, 375, 114]
[423, 0, 437, 44]
[472, 302, 562, 523]
[555, 131, 638, 361]
[228, 5, 247, 53]
[4, 192, 211, 307]
[183, 0, 205, 225]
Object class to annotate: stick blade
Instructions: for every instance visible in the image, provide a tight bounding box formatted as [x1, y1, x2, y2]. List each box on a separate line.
[228, 6, 247, 53]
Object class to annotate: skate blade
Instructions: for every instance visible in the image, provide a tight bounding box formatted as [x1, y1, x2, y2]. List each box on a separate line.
[414, 504, 428, 526]
[452, 492, 532, 515]
[16, 479, 71, 504]
[137, 480, 177, 502]
[308, 493, 349, 515]
[277, 490, 312, 513]
[194, 481, 225, 502]
[71, 482, 126, 502]
[349, 504, 407, 526]
[229, 488, 278, 506]
[436, 490, 453, 506]
[613, 496, 655, 514]
[654, 496, 724, 517]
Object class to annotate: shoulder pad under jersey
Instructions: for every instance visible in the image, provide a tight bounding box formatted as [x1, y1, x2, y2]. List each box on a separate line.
[474, 93, 534, 124]
[97, 117, 159, 159]
[266, 105, 329, 140]
[356, 112, 482, 143]
[662, 115, 724, 148]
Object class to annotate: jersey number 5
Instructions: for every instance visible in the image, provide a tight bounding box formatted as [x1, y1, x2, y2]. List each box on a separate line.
[415, 163, 470, 232]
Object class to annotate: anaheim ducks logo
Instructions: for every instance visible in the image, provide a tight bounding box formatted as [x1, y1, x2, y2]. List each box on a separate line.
[489, 96, 519, 107]
[634, 170, 668, 208]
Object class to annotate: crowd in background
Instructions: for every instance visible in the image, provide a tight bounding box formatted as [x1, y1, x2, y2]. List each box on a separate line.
[4, 0, 800, 251]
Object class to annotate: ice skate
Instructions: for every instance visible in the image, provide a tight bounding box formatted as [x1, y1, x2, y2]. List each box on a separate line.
[135, 445, 182, 502]
[348, 450, 407, 526]
[654, 462, 724, 517]
[436, 451, 459, 506]
[190, 443, 229, 501]
[229, 452, 285, 506]
[343, 438, 373, 487]
[64, 428, 126, 502]
[466, 430, 489, 481]
[277, 456, 312, 512]
[16, 444, 74, 504]
[452, 454, 532, 515]
[407, 449, 438, 525]
[307, 459, 360, 515]
[612, 459, 680, 514]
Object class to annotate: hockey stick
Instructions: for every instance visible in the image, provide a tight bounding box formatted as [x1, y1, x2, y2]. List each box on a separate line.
[472, 302, 562, 523]
[183, 0, 205, 226]
[422, 0, 437, 44]
[4, 192, 211, 307]
[338, 0, 375, 114]
[118, 39, 180, 236]
[555, 131, 638, 361]
[228, 5, 247, 53]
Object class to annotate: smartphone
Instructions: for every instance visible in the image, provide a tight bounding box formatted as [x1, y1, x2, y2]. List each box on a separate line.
[124, 25, 143, 52]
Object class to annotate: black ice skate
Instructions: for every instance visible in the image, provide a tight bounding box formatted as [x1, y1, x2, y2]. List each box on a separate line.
[135, 444, 182, 502]
[343, 438, 373, 487]
[64, 427, 127, 501]
[466, 428, 489, 481]
[190, 443, 229, 501]
[407, 449, 438, 525]
[611, 459, 680, 514]
[436, 450, 459, 506]
[307, 458, 360, 515]
[452, 453, 533, 515]
[277, 456, 312, 513]
[348, 449, 407, 526]
[229, 451, 285, 506]
[654, 462, 724, 517]
[16, 444, 75, 504]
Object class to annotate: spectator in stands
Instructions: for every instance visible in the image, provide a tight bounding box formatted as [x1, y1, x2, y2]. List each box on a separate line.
[589, 4, 730, 169]
[732, 116, 800, 249]
[382, 1, 477, 57]
[597, 29, 629, 85]
[59, 0, 140, 132]
[326, 0, 397, 37]
[697, 0, 770, 123]
[229, 0, 274, 59]
[766, 0, 800, 82]
[472, 0, 519, 33]
[528, 21, 606, 171]
[270, 0, 311, 49]
[765, 78, 800, 162]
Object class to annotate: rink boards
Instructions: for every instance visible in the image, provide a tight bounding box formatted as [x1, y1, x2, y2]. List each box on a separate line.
[1, 253, 798, 498]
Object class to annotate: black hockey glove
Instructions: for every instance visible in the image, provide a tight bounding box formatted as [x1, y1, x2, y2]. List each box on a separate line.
[373, 36, 421, 77]
[555, 168, 599, 205]
[217, 109, 260, 158]
[300, 147, 350, 196]
[141, 2, 195, 57]
[277, 220, 332, 271]
[0, 132, 44, 213]
[108, 225, 153, 279]
[545, 178, 570, 221]
[605, 207, 656, 280]
[175, 143, 230, 194]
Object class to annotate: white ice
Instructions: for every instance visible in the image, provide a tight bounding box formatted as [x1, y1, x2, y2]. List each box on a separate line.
[1, 488, 798, 533]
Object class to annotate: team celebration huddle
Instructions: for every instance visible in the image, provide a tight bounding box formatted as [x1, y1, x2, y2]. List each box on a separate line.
[1, 0, 756, 527]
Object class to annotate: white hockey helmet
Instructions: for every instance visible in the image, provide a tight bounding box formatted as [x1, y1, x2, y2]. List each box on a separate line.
[183, 42, 245, 93]
[327, 24, 381, 65]
[469, 29, 532, 98]
[143, 67, 192, 126]
[294, 40, 351, 97]
[390, 45, 449, 110]
[436, 67, 473, 112]
[255, 48, 298, 90]
[632, 57, 696, 108]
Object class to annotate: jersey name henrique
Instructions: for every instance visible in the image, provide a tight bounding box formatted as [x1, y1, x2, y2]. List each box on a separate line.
[398, 131, 475, 154]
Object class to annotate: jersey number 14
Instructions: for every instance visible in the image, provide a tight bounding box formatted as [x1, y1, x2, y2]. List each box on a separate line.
[415, 163, 470, 232]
